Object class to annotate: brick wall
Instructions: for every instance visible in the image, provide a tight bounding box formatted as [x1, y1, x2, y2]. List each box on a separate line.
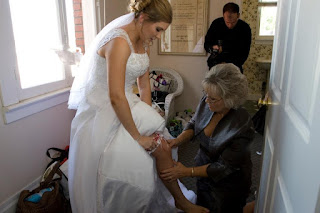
[73, 0, 85, 53]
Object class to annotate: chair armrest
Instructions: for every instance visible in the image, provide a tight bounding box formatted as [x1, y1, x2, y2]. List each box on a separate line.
[164, 93, 174, 123]
[164, 76, 184, 123]
[169, 72, 183, 97]
[150, 67, 184, 124]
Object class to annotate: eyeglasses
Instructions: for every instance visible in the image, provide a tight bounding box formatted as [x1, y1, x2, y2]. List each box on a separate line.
[203, 91, 222, 104]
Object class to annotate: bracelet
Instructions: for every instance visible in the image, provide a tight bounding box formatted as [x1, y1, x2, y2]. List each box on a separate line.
[135, 135, 142, 142]
[191, 167, 194, 177]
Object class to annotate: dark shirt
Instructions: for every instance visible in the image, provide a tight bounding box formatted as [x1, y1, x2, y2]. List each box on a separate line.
[184, 96, 254, 195]
[204, 17, 251, 71]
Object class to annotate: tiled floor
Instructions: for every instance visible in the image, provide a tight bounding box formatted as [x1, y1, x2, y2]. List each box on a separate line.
[178, 100, 263, 202]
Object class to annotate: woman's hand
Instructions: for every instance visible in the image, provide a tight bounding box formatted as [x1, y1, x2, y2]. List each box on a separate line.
[166, 138, 180, 148]
[138, 135, 158, 151]
[160, 161, 189, 182]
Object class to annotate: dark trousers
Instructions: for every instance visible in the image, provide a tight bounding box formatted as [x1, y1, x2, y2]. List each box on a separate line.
[196, 189, 247, 213]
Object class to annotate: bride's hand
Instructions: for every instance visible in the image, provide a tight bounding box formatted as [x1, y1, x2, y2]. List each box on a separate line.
[138, 135, 158, 151]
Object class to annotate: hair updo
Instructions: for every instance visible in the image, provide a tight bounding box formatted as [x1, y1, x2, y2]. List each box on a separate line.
[202, 63, 248, 109]
[129, 0, 172, 24]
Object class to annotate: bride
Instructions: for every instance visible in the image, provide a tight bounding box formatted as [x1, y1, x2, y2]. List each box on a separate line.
[67, 0, 209, 212]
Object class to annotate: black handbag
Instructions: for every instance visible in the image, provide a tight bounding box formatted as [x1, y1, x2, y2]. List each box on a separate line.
[252, 105, 267, 135]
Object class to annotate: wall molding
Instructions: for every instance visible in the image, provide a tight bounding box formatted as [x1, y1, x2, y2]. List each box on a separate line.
[0, 176, 41, 213]
[2, 88, 70, 124]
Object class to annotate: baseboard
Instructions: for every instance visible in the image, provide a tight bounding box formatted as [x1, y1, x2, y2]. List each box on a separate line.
[248, 93, 262, 101]
[0, 176, 41, 213]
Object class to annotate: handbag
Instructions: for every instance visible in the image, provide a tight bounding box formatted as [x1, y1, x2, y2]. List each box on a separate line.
[16, 162, 69, 213]
[252, 105, 267, 135]
[45, 146, 69, 200]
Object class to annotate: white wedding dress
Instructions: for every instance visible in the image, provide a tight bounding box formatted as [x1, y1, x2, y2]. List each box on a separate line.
[68, 13, 195, 213]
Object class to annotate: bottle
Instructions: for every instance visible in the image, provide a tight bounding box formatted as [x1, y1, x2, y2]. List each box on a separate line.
[24, 187, 54, 203]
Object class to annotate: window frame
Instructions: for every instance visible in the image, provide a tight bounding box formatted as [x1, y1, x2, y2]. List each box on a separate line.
[255, 1, 277, 44]
[0, 0, 94, 124]
[9, 0, 74, 100]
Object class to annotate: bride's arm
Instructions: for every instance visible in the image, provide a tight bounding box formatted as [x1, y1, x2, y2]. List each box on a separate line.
[99, 38, 156, 150]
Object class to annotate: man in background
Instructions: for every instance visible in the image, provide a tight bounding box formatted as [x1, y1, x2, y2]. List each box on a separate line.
[204, 2, 251, 73]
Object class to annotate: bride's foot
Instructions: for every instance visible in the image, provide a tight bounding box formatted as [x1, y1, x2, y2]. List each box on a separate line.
[176, 201, 209, 213]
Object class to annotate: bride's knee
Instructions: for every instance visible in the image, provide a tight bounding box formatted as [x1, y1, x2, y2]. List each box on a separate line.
[152, 139, 171, 158]
[160, 139, 171, 152]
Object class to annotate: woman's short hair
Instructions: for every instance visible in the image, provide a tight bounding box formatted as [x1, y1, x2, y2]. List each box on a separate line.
[202, 63, 248, 109]
[129, 0, 172, 24]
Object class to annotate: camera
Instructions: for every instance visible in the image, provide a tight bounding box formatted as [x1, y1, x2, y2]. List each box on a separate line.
[207, 40, 223, 69]
[209, 47, 219, 56]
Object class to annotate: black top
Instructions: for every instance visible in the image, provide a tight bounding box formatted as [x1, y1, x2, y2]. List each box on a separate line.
[204, 17, 251, 71]
[184, 96, 254, 194]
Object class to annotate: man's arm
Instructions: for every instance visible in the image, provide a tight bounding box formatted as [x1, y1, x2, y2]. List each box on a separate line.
[237, 23, 252, 66]
[204, 19, 220, 53]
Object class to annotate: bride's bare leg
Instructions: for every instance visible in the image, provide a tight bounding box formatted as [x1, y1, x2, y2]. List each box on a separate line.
[152, 139, 209, 213]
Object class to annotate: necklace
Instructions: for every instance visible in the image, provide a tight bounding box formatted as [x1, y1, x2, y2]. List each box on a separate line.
[143, 40, 153, 48]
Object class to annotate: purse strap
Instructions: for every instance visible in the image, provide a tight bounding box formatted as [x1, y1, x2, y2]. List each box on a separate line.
[46, 147, 69, 169]
[46, 147, 68, 162]
[41, 162, 63, 187]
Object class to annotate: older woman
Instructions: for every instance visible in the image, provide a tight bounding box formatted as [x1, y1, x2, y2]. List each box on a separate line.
[161, 63, 255, 213]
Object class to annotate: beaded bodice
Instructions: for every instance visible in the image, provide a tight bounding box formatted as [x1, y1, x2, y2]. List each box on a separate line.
[88, 28, 149, 94]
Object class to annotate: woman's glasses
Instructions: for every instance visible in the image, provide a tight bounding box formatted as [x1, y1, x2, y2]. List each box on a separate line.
[202, 91, 222, 104]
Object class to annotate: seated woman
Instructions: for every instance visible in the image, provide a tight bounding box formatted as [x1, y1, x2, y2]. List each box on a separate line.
[161, 63, 255, 213]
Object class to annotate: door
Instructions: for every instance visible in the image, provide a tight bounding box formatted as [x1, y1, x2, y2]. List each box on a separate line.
[255, 0, 320, 212]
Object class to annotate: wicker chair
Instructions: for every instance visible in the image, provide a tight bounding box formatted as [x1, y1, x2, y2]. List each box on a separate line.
[150, 67, 184, 125]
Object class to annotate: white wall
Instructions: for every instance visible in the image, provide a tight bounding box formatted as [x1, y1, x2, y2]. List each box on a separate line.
[0, 100, 75, 209]
[0, 1, 76, 209]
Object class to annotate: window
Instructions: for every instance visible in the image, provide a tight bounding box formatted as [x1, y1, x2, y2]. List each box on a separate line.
[0, 0, 86, 123]
[256, 0, 278, 42]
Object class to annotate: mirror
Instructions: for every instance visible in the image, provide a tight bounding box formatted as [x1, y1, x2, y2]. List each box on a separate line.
[158, 0, 208, 56]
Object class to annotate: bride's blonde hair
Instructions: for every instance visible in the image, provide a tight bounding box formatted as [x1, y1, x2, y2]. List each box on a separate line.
[129, 0, 172, 24]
